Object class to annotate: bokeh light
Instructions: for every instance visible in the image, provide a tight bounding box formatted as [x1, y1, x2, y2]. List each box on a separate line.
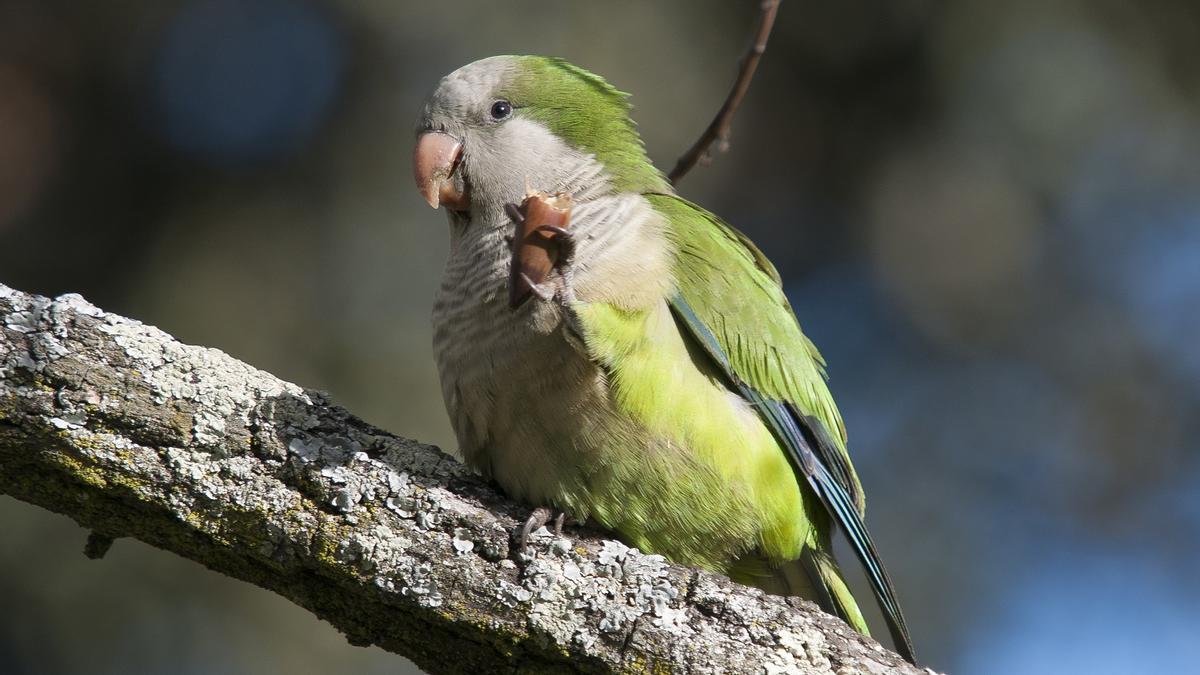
[153, 0, 344, 164]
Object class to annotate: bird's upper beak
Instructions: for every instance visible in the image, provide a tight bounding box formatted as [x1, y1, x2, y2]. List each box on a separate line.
[413, 131, 467, 210]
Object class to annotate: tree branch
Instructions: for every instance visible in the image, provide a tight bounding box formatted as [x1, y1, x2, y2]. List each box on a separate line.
[668, 0, 781, 185]
[0, 283, 926, 675]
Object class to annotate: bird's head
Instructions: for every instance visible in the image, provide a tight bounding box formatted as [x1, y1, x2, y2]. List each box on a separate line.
[413, 55, 668, 223]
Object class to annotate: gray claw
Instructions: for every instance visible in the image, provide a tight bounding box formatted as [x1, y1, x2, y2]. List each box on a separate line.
[520, 273, 555, 301]
[504, 202, 525, 225]
[534, 225, 576, 271]
[517, 507, 568, 553]
[519, 507, 554, 552]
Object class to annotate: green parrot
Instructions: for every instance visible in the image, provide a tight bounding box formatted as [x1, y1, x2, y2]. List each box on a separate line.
[413, 55, 915, 663]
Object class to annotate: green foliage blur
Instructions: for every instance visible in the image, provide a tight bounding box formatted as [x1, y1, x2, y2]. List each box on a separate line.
[1, 1, 1198, 673]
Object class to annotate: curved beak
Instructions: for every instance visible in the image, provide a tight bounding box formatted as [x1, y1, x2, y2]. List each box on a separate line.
[413, 131, 466, 210]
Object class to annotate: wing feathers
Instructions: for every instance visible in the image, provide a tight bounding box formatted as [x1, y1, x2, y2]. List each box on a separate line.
[669, 295, 917, 665]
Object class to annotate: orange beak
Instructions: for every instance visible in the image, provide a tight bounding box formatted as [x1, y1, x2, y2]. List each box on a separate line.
[413, 131, 466, 210]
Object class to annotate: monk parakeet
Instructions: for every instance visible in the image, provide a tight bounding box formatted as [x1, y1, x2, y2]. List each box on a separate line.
[413, 55, 915, 663]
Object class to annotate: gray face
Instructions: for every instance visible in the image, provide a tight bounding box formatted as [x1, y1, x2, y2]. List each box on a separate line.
[416, 56, 604, 231]
[418, 56, 518, 136]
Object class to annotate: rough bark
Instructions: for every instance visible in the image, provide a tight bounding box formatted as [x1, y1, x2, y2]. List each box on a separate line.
[0, 284, 928, 675]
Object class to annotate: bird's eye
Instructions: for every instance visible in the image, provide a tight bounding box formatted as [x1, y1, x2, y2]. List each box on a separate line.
[490, 100, 513, 120]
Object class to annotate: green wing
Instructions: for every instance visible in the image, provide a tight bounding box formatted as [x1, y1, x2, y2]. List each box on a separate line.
[650, 193, 916, 664]
[650, 193, 863, 512]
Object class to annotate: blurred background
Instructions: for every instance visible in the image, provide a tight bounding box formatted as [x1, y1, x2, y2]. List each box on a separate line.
[1, 0, 1197, 673]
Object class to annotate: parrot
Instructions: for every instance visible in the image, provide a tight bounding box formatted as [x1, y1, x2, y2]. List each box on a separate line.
[413, 55, 916, 664]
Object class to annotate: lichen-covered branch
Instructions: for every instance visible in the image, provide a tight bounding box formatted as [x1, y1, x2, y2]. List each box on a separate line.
[0, 284, 926, 675]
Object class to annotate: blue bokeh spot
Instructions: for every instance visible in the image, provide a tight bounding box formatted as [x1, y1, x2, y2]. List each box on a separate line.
[154, 0, 344, 164]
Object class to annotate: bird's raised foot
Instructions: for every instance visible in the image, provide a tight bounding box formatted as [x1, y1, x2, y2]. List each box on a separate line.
[533, 224, 576, 272]
[528, 228, 578, 299]
[504, 194, 577, 308]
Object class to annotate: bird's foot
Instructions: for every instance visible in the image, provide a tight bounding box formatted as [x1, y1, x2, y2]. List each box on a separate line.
[536, 226, 587, 349]
[504, 199, 584, 347]
[504, 201, 579, 306]
[535, 223, 578, 303]
[516, 506, 567, 553]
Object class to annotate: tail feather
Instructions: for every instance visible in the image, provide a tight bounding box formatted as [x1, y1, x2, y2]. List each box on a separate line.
[801, 549, 869, 635]
[731, 549, 870, 637]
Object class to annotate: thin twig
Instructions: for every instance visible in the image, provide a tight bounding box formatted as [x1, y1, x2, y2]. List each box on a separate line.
[668, 0, 781, 186]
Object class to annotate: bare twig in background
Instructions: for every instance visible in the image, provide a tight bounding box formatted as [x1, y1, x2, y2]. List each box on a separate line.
[0, 284, 926, 675]
[668, 0, 781, 185]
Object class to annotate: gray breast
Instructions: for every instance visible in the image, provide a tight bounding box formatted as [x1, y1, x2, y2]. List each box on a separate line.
[431, 218, 587, 468]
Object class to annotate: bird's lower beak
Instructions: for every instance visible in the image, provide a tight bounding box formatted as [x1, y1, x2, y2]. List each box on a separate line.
[413, 131, 467, 210]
